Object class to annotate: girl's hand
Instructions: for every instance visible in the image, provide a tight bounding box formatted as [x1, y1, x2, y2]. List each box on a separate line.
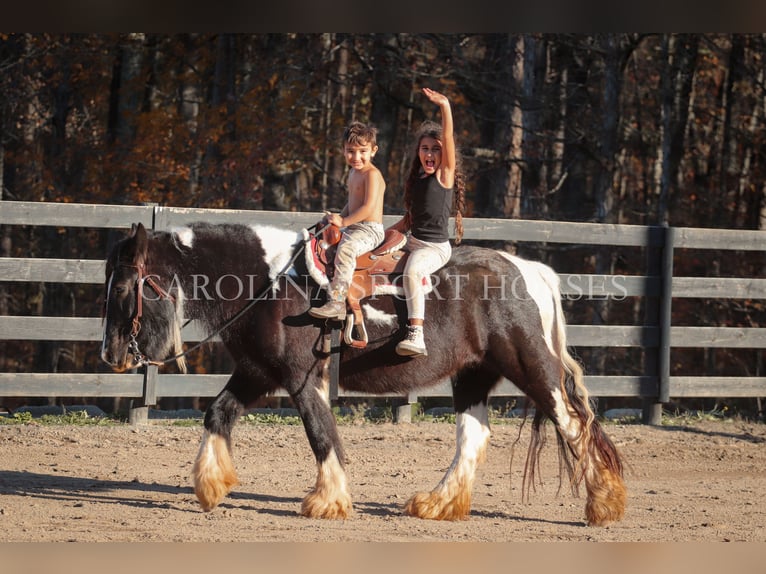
[422, 87, 449, 107]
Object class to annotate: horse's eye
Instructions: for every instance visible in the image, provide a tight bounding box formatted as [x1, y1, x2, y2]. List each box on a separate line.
[113, 285, 126, 295]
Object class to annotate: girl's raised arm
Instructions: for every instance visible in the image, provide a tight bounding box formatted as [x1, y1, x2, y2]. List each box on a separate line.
[422, 87, 455, 187]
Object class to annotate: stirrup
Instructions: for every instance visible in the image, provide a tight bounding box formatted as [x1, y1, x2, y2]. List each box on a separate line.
[343, 313, 368, 349]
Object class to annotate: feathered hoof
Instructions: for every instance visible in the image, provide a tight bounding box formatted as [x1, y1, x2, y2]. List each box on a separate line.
[404, 490, 471, 521]
[192, 432, 239, 512]
[585, 467, 627, 526]
[300, 489, 353, 519]
[193, 460, 239, 512]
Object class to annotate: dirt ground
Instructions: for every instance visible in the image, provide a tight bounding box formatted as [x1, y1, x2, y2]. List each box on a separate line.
[1, 417, 764, 542]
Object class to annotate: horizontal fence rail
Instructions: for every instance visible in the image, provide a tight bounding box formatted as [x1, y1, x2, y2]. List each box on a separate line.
[2, 200, 765, 422]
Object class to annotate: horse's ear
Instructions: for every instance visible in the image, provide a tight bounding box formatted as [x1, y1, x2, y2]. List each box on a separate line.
[134, 223, 148, 265]
[124, 222, 149, 266]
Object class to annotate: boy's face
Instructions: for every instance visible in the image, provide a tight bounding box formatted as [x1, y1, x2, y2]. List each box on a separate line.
[344, 141, 377, 170]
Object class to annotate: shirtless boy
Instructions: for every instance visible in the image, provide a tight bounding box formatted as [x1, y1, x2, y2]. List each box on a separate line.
[309, 121, 386, 321]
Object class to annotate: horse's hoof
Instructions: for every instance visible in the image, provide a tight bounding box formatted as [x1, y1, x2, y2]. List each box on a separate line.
[193, 466, 239, 512]
[192, 433, 239, 512]
[300, 490, 352, 519]
[585, 467, 627, 526]
[404, 491, 471, 521]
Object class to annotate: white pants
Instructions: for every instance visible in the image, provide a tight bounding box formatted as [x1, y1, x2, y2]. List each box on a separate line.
[402, 235, 452, 321]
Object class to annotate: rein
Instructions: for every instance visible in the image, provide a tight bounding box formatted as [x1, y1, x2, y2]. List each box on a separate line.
[123, 222, 328, 368]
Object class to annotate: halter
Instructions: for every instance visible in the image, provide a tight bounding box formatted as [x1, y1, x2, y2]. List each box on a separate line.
[112, 222, 329, 368]
[117, 260, 176, 367]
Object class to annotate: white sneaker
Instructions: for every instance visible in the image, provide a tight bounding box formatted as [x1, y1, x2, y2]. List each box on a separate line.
[396, 326, 427, 357]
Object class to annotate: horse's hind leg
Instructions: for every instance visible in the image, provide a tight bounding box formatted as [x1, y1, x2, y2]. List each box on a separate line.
[405, 370, 494, 521]
[549, 360, 626, 526]
[517, 352, 626, 526]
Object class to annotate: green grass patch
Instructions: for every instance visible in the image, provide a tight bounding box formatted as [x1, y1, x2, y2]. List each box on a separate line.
[0, 410, 120, 426]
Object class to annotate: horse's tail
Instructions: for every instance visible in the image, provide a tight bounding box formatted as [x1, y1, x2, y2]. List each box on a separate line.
[536, 264, 592, 424]
[529, 262, 623, 500]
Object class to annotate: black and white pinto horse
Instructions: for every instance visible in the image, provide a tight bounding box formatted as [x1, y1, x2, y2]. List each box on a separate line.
[101, 221, 626, 526]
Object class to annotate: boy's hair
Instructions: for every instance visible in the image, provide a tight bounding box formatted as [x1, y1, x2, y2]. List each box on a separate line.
[343, 121, 378, 147]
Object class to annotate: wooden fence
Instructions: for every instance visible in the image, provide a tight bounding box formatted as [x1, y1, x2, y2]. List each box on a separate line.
[1, 200, 765, 424]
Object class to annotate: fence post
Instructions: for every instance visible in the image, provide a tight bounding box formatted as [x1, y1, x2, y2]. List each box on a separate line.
[393, 392, 418, 423]
[642, 224, 674, 425]
[129, 363, 158, 425]
[641, 226, 660, 425]
[658, 226, 675, 405]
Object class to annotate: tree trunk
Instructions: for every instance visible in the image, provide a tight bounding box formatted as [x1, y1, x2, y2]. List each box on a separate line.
[469, 34, 516, 218]
[594, 33, 620, 224]
[656, 34, 673, 225]
[107, 33, 145, 148]
[179, 34, 203, 204]
[548, 56, 568, 216]
[710, 34, 745, 227]
[759, 37, 766, 232]
[368, 34, 400, 179]
[519, 34, 545, 218]
[591, 34, 622, 380]
[505, 35, 524, 219]
[319, 33, 350, 212]
[558, 41, 590, 221]
[736, 38, 761, 229]
[667, 35, 699, 217]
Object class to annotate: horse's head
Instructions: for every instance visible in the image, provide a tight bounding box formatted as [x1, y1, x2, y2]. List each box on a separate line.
[101, 222, 186, 372]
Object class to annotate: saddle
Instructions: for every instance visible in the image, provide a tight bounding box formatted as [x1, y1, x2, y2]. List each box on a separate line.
[310, 223, 409, 349]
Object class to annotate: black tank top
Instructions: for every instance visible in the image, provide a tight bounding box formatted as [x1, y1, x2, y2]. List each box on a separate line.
[410, 175, 453, 243]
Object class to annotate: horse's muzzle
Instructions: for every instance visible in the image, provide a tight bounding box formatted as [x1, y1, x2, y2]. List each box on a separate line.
[100, 348, 141, 372]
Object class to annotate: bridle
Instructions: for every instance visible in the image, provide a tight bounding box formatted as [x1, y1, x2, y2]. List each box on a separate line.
[108, 222, 329, 368]
[122, 260, 176, 366]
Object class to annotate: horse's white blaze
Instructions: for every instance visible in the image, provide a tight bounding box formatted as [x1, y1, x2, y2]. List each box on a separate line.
[171, 225, 195, 248]
[361, 303, 397, 327]
[251, 225, 302, 288]
[497, 252, 556, 356]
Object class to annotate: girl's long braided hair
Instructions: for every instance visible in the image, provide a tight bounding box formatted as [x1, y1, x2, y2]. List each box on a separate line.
[402, 120, 466, 245]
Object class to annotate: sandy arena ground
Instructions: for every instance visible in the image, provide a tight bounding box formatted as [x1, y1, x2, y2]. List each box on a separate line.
[1, 418, 764, 542]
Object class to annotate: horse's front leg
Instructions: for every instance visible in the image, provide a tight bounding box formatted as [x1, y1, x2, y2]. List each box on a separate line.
[405, 401, 491, 520]
[192, 367, 266, 511]
[290, 366, 352, 519]
[193, 387, 242, 511]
